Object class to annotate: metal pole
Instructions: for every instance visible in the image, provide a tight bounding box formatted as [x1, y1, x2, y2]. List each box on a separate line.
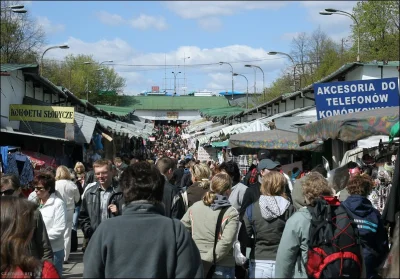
[252, 67, 257, 94]
[86, 77, 89, 101]
[219, 62, 234, 100]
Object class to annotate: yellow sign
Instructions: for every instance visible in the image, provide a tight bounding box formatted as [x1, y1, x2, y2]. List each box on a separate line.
[166, 111, 179, 119]
[9, 104, 75, 124]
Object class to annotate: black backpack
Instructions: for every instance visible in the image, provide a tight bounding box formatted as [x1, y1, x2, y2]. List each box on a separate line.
[305, 196, 363, 279]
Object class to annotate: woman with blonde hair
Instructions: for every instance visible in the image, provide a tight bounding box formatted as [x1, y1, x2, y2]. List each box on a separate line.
[55, 165, 80, 263]
[74, 162, 85, 175]
[185, 163, 212, 208]
[243, 171, 295, 278]
[181, 172, 239, 278]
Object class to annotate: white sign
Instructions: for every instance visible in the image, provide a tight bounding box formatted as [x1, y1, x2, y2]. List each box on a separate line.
[197, 147, 211, 162]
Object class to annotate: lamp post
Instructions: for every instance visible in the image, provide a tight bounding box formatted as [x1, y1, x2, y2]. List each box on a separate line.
[219, 62, 234, 100]
[172, 71, 181, 95]
[268, 51, 296, 91]
[320, 8, 360, 62]
[40, 44, 69, 76]
[245, 64, 265, 101]
[4, 5, 27, 13]
[183, 53, 190, 95]
[233, 73, 249, 109]
[86, 68, 104, 102]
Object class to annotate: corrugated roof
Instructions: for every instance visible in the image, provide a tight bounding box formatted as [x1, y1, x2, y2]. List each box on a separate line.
[1, 64, 38, 72]
[116, 96, 231, 110]
[95, 105, 134, 116]
[200, 106, 244, 117]
[74, 112, 97, 144]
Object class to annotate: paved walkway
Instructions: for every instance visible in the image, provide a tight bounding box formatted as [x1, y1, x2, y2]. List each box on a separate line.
[63, 230, 84, 278]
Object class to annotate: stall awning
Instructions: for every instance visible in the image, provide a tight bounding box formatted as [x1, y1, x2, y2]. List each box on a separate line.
[229, 129, 323, 151]
[74, 112, 97, 144]
[0, 128, 68, 141]
[298, 106, 400, 146]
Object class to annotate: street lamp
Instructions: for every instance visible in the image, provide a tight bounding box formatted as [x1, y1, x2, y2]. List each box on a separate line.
[172, 71, 181, 95]
[40, 44, 69, 76]
[233, 73, 249, 109]
[267, 51, 296, 91]
[100, 60, 113, 65]
[86, 68, 104, 102]
[245, 64, 265, 102]
[5, 5, 27, 13]
[183, 53, 190, 95]
[319, 8, 360, 62]
[219, 61, 234, 100]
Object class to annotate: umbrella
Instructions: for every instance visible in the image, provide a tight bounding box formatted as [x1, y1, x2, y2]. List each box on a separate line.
[298, 106, 399, 146]
[229, 129, 323, 151]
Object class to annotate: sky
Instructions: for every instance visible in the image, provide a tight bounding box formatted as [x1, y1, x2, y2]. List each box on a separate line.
[23, 1, 358, 96]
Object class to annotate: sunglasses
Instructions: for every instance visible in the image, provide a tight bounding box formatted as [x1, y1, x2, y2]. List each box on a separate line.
[1, 189, 15, 196]
[34, 187, 46, 191]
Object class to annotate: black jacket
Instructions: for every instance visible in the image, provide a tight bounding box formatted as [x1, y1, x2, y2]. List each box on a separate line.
[243, 200, 295, 260]
[172, 167, 185, 189]
[240, 181, 261, 216]
[83, 202, 203, 278]
[29, 210, 53, 261]
[163, 179, 185, 219]
[186, 182, 208, 208]
[78, 181, 123, 239]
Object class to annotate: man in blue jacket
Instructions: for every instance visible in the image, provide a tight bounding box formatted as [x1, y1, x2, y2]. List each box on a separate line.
[83, 161, 203, 278]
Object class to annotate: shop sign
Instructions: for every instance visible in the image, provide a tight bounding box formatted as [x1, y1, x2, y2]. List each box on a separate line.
[9, 104, 75, 124]
[314, 77, 399, 120]
[166, 111, 179, 119]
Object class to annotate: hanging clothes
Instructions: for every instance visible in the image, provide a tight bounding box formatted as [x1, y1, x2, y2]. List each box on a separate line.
[1, 146, 8, 172]
[5, 153, 34, 188]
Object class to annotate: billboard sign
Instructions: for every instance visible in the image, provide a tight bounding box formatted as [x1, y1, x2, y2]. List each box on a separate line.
[314, 77, 399, 120]
[9, 104, 75, 124]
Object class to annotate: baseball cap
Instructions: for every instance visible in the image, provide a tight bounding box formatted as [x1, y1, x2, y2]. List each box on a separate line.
[257, 150, 270, 160]
[257, 159, 280, 172]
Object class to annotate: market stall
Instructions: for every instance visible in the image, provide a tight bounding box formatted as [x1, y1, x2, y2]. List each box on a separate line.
[298, 106, 399, 146]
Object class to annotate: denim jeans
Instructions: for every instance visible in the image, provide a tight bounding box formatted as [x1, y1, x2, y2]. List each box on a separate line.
[249, 260, 276, 278]
[72, 205, 80, 231]
[53, 249, 65, 277]
[212, 266, 235, 278]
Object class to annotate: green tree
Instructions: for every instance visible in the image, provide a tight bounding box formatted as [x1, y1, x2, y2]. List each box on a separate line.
[352, 1, 400, 61]
[0, 0, 46, 63]
[43, 54, 126, 105]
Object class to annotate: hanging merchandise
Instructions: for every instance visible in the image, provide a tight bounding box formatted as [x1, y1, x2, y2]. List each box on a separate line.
[1, 146, 9, 172]
[5, 152, 34, 188]
[92, 132, 104, 151]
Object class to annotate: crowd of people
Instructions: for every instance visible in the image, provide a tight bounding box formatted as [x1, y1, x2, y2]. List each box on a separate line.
[1, 124, 399, 279]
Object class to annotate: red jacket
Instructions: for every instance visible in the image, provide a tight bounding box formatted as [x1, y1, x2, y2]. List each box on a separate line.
[5, 261, 59, 279]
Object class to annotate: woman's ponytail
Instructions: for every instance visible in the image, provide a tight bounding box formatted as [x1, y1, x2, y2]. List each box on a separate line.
[203, 191, 216, 206]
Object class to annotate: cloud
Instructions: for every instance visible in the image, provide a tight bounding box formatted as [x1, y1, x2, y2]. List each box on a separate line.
[197, 17, 222, 32]
[42, 37, 293, 95]
[36, 16, 65, 35]
[280, 32, 302, 41]
[95, 11, 125, 26]
[94, 11, 167, 31]
[130, 14, 168, 31]
[165, 1, 287, 20]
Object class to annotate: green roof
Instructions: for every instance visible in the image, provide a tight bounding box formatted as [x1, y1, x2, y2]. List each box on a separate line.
[200, 106, 244, 117]
[1, 64, 38, 72]
[95, 105, 134, 116]
[116, 96, 231, 110]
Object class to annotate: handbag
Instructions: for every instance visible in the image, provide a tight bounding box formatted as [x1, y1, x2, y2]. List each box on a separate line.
[202, 206, 229, 279]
